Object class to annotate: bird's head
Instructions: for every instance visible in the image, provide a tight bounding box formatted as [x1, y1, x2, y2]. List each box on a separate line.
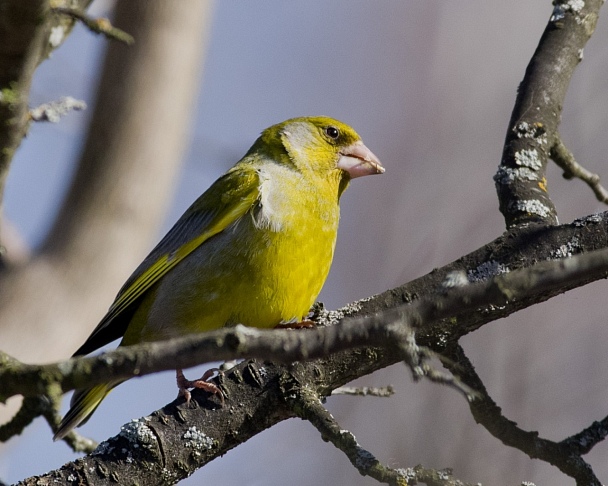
[250, 116, 384, 184]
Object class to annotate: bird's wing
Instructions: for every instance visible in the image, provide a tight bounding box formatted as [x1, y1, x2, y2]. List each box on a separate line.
[73, 166, 261, 356]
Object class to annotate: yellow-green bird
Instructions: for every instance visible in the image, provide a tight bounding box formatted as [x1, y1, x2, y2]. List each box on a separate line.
[54, 116, 384, 440]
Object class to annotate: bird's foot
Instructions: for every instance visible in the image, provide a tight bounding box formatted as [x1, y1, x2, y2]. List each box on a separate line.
[176, 368, 225, 406]
[275, 319, 315, 329]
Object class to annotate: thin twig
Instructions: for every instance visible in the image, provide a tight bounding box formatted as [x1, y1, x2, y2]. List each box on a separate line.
[394, 325, 478, 400]
[332, 386, 395, 397]
[0, 396, 48, 441]
[290, 389, 476, 486]
[443, 344, 601, 486]
[51, 7, 135, 45]
[30, 96, 86, 122]
[0, 373, 96, 452]
[550, 136, 608, 204]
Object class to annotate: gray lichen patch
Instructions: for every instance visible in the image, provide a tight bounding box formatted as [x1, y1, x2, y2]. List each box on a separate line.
[468, 260, 510, 283]
[508, 199, 552, 218]
[49, 26, 65, 47]
[314, 299, 367, 327]
[569, 0, 585, 13]
[183, 426, 215, 454]
[513, 121, 548, 144]
[91, 418, 157, 461]
[494, 166, 539, 186]
[514, 149, 542, 170]
[119, 417, 158, 450]
[573, 212, 603, 226]
[551, 0, 585, 23]
[550, 236, 581, 259]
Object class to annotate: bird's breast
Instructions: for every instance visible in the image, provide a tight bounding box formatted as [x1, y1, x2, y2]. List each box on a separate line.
[139, 166, 342, 339]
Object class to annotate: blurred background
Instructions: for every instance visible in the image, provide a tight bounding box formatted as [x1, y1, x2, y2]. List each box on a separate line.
[2, 1, 608, 484]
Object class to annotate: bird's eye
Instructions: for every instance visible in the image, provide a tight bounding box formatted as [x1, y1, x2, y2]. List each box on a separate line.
[324, 126, 340, 140]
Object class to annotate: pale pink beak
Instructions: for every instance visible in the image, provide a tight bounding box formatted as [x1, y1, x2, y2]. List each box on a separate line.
[337, 141, 385, 178]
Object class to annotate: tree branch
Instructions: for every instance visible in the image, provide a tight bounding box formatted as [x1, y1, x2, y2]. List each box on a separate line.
[0, 0, 214, 366]
[290, 389, 410, 485]
[561, 415, 608, 456]
[332, 385, 395, 397]
[16, 352, 403, 485]
[289, 389, 478, 486]
[51, 6, 135, 45]
[494, 0, 603, 228]
[0, 0, 92, 231]
[4, 220, 608, 404]
[443, 344, 601, 486]
[550, 135, 608, 203]
[29, 96, 86, 123]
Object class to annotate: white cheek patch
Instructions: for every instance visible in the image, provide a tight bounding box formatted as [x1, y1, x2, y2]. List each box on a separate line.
[252, 176, 284, 232]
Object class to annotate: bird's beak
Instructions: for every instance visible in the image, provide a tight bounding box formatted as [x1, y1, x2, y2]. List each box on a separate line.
[337, 141, 385, 178]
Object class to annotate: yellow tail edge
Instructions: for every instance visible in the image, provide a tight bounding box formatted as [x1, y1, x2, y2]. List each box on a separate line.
[53, 382, 115, 441]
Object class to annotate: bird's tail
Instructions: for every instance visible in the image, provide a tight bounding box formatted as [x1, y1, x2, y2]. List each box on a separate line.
[53, 382, 120, 441]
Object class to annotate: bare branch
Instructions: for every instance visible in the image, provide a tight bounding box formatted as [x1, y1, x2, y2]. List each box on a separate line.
[288, 389, 472, 486]
[332, 386, 395, 397]
[51, 6, 135, 45]
[443, 345, 602, 486]
[17, 356, 399, 485]
[0, 396, 50, 441]
[394, 329, 477, 399]
[290, 390, 408, 485]
[23, 355, 481, 486]
[495, 0, 603, 228]
[550, 136, 608, 204]
[0, 0, 92, 226]
[0, 0, 214, 368]
[561, 415, 608, 456]
[29, 96, 86, 123]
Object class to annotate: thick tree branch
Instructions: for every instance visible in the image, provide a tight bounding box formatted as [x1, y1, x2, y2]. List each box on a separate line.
[19, 353, 480, 486]
[367, 214, 608, 343]
[4, 218, 608, 404]
[41, 0, 211, 267]
[18, 352, 403, 485]
[495, 0, 602, 228]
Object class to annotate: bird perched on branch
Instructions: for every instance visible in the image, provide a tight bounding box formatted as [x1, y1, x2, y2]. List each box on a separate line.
[54, 116, 384, 440]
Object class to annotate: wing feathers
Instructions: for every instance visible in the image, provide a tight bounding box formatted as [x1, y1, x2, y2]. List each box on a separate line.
[73, 166, 260, 356]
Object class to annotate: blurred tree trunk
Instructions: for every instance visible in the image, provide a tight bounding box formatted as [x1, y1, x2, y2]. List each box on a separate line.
[0, 0, 213, 419]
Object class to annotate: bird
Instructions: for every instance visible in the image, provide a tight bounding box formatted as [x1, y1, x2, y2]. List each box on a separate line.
[53, 116, 384, 440]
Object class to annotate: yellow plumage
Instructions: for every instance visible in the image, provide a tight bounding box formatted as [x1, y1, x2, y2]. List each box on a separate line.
[54, 116, 384, 440]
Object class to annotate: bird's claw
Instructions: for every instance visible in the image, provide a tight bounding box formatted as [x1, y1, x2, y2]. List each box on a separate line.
[275, 319, 315, 329]
[176, 368, 225, 406]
